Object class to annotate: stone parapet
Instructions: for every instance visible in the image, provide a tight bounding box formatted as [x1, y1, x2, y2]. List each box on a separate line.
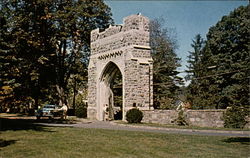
[91, 14, 150, 55]
[91, 14, 149, 42]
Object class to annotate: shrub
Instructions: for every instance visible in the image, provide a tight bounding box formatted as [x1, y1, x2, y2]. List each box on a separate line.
[223, 106, 248, 128]
[126, 108, 143, 123]
[75, 103, 87, 118]
[74, 93, 87, 118]
[67, 109, 75, 116]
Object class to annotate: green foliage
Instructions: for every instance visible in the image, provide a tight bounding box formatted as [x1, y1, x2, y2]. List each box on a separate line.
[126, 108, 143, 123]
[51, 0, 113, 106]
[0, 13, 23, 110]
[155, 98, 175, 110]
[186, 5, 250, 109]
[75, 103, 87, 118]
[75, 93, 87, 118]
[186, 34, 205, 81]
[150, 18, 183, 109]
[223, 106, 248, 128]
[0, 0, 113, 110]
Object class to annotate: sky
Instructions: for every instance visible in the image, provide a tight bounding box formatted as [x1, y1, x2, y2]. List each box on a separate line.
[104, 0, 248, 81]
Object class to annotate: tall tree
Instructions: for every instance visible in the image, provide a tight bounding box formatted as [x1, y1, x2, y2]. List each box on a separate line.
[205, 5, 250, 108]
[186, 5, 250, 109]
[185, 34, 207, 109]
[0, 12, 20, 111]
[1, 1, 55, 110]
[186, 34, 205, 80]
[51, 0, 113, 106]
[150, 18, 182, 109]
[0, 0, 113, 111]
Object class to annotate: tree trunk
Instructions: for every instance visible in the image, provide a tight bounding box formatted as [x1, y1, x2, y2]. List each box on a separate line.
[56, 85, 65, 107]
[72, 79, 77, 111]
[34, 97, 39, 110]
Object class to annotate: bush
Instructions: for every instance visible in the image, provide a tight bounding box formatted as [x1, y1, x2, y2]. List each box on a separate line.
[126, 108, 143, 123]
[223, 106, 248, 128]
[75, 103, 87, 118]
[67, 109, 75, 116]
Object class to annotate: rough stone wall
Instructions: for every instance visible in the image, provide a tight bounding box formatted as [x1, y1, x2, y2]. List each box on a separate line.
[124, 59, 138, 108]
[142, 110, 232, 128]
[88, 14, 153, 120]
[185, 110, 224, 127]
[87, 65, 97, 119]
[123, 60, 153, 111]
[142, 110, 178, 124]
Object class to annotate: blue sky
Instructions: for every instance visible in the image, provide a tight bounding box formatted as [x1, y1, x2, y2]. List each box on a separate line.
[104, 0, 248, 80]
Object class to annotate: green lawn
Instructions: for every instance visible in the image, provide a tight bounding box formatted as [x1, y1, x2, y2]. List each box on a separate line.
[116, 121, 250, 131]
[0, 124, 249, 158]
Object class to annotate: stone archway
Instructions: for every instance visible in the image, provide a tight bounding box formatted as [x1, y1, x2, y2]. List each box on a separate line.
[88, 14, 153, 121]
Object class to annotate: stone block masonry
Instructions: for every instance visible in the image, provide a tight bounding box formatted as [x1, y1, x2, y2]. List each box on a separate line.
[88, 14, 153, 121]
[185, 110, 224, 127]
[142, 109, 250, 128]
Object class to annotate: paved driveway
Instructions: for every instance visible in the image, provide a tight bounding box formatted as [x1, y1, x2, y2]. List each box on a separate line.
[1, 113, 249, 137]
[37, 120, 250, 137]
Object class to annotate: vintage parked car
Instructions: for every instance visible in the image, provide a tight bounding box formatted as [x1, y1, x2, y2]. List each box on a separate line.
[36, 104, 59, 120]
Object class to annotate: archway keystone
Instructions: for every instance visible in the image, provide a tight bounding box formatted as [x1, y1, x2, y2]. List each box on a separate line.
[88, 14, 153, 121]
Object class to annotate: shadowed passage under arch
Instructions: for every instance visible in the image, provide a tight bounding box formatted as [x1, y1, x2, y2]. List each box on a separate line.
[99, 62, 123, 121]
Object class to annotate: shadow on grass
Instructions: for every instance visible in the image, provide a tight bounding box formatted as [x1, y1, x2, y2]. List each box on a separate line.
[0, 116, 76, 132]
[0, 118, 55, 132]
[0, 139, 17, 148]
[222, 137, 250, 145]
[36, 118, 77, 124]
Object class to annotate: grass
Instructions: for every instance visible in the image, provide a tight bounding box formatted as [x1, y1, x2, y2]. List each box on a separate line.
[115, 121, 250, 131]
[0, 123, 249, 158]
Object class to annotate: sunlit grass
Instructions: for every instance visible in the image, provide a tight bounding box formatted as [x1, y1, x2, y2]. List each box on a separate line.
[0, 126, 249, 158]
[115, 121, 250, 131]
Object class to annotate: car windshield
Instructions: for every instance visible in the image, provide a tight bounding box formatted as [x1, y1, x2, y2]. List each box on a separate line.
[44, 105, 55, 109]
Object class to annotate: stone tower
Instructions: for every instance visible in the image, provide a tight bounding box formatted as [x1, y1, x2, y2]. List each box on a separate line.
[88, 14, 153, 121]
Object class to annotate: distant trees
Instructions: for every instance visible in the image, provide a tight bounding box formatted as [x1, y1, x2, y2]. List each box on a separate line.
[186, 34, 208, 109]
[0, 0, 113, 112]
[150, 18, 183, 109]
[186, 5, 250, 109]
[186, 34, 205, 81]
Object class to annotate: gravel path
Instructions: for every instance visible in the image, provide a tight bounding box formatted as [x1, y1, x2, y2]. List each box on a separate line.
[37, 120, 250, 137]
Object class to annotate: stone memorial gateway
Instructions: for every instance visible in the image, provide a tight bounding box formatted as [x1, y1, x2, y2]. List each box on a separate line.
[87, 14, 153, 121]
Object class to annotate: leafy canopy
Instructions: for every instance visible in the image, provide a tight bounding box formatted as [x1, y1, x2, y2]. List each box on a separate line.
[0, 0, 113, 111]
[186, 5, 250, 109]
[150, 18, 182, 109]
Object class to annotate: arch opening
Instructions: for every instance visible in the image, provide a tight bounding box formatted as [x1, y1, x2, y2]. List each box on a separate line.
[99, 62, 123, 121]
